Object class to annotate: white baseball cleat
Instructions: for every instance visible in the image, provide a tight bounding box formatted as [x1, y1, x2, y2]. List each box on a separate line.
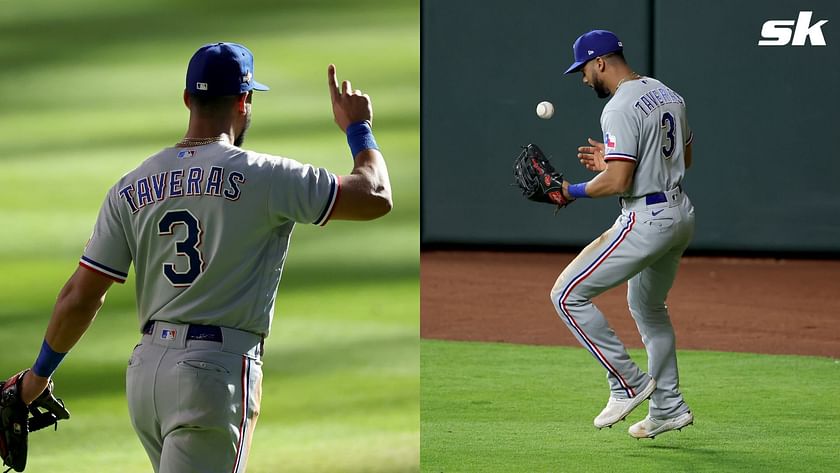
[593, 377, 656, 429]
[628, 411, 694, 439]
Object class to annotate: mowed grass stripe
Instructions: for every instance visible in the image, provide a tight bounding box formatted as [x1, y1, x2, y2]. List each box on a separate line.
[421, 339, 840, 473]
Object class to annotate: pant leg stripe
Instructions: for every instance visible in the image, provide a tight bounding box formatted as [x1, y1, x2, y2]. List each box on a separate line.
[557, 212, 636, 397]
[231, 356, 250, 473]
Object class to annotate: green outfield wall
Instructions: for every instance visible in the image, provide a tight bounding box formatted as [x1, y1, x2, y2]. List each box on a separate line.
[422, 0, 840, 252]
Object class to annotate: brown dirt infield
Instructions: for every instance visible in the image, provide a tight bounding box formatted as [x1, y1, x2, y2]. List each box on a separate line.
[421, 251, 840, 358]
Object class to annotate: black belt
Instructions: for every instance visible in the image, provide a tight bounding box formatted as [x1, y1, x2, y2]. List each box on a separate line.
[645, 192, 667, 205]
[643, 185, 683, 205]
[143, 321, 223, 342]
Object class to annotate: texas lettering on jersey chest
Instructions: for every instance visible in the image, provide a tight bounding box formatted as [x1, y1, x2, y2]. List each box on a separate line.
[118, 165, 245, 214]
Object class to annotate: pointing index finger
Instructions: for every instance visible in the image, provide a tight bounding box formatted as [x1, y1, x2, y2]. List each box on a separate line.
[328, 64, 339, 102]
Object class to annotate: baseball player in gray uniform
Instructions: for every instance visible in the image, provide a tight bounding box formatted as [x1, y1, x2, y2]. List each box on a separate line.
[12, 42, 392, 471]
[549, 30, 695, 439]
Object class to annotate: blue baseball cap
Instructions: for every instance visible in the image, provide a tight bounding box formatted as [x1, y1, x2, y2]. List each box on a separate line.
[186, 42, 270, 96]
[563, 30, 623, 74]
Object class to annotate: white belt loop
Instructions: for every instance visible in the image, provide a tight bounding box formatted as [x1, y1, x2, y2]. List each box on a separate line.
[620, 196, 647, 211]
[665, 187, 682, 207]
[220, 327, 263, 359]
[148, 322, 189, 349]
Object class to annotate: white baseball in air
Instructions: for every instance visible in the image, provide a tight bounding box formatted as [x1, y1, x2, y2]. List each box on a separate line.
[536, 101, 554, 119]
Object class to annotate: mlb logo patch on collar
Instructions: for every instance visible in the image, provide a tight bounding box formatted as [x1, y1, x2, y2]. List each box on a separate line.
[161, 329, 177, 340]
[177, 149, 196, 159]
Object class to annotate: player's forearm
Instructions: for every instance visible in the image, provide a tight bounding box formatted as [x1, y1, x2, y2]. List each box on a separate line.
[583, 169, 632, 197]
[43, 281, 105, 353]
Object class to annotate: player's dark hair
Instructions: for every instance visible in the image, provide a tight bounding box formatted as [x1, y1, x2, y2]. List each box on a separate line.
[603, 51, 626, 64]
[187, 92, 248, 118]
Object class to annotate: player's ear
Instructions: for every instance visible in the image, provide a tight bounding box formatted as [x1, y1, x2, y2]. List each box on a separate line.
[236, 92, 249, 115]
[183, 90, 191, 109]
[595, 57, 606, 72]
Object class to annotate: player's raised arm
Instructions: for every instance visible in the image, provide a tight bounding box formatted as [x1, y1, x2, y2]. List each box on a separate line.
[325, 64, 393, 221]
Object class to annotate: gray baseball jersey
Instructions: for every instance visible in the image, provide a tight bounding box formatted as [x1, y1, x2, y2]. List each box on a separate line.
[601, 77, 693, 197]
[80, 141, 339, 337]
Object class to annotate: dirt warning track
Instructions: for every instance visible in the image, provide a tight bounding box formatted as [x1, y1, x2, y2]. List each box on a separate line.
[421, 251, 840, 358]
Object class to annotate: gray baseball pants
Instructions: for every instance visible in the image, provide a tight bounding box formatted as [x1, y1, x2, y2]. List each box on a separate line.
[126, 321, 263, 473]
[550, 190, 694, 419]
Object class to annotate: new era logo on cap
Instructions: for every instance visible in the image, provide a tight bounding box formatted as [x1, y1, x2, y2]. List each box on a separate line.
[196, 82, 208, 90]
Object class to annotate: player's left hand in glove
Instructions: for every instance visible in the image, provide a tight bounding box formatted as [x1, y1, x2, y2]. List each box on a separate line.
[1, 370, 71, 472]
[513, 143, 572, 210]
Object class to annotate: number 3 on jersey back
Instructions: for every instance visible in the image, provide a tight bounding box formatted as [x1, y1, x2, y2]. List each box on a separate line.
[661, 111, 676, 160]
[158, 209, 205, 287]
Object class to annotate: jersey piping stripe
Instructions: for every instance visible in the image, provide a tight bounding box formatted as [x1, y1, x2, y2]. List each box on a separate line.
[604, 156, 637, 163]
[319, 175, 342, 226]
[314, 174, 340, 226]
[685, 131, 694, 146]
[232, 356, 250, 473]
[556, 212, 637, 397]
[78, 261, 126, 283]
[605, 153, 637, 161]
[78, 256, 128, 283]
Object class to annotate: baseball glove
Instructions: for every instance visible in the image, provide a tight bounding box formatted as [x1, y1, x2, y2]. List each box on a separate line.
[1, 370, 70, 472]
[513, 143, 572, 210]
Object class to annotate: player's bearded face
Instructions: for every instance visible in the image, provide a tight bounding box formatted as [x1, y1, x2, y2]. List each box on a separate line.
[581, 63, 610, 99]
[591, 73, 610, 99]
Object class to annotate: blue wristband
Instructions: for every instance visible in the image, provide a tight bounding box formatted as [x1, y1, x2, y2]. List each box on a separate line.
[32, 339, 67, 378]
[346, 120, 379, 159]
[568, 182, 591, 199]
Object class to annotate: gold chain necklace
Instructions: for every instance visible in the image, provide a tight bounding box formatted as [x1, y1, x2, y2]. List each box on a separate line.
[615, 73, 641, 92]
[174, 136, 225, 147]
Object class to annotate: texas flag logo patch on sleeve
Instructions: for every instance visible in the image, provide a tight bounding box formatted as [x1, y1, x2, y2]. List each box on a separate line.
[604, 133, 617, 152]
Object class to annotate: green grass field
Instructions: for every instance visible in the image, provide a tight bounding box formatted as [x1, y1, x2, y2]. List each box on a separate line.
[0, 1, 418, 471]
[421, 339, 840, 473]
